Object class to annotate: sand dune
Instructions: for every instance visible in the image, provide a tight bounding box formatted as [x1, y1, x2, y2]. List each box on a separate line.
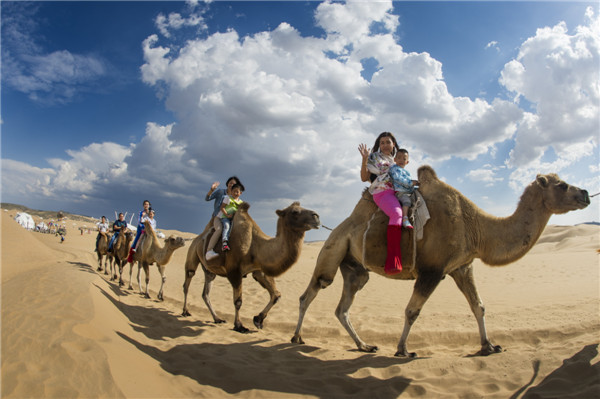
[2, 210, 599, 398]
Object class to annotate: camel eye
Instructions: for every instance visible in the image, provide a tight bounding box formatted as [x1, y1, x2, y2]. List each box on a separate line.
[558, 182, 568, 191]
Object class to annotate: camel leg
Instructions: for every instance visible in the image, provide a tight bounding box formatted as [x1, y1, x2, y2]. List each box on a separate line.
[449, 264, 502, 356]
[227, 270, 248, 333]
[291, 249, 346, 345]
[201, 269, 226, 323]
[156, 264, 166, 301]
[112, 257, 118, 281]
[97, 253, 102, 272]
[142, 262, 151, 299]
[118, 260, 125, 287]
[335, 261, 375, 352]
[396, 268, 444, 358]
[251, 271, 281, 329]
[128, 261, 135, 290]
[182, 247, 202, 317]
[136, 262, 142, 293]
[104, 255, 109, 275]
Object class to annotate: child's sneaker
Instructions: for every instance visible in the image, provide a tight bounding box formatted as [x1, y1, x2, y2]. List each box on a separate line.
[402, 218, 413, 229]
[205, 250, 219, 260]
[222, 242, 230, 251]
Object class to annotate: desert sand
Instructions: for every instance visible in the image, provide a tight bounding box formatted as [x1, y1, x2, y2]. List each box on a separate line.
[2, 209, 599, 398]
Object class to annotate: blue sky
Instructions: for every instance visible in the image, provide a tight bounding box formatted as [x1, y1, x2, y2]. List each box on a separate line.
[2, 1, 599, 240]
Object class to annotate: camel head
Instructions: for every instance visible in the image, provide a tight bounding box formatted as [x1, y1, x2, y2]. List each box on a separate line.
[164, 235, 186, 250]
[276, 202, 320, 232]
[535, 173, 590, 214]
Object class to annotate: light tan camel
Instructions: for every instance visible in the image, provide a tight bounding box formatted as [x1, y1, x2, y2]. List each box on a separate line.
[96, 232, 111, 274]
[292, 165, 590, 357]
[108, 229, 133, 286]
[182, 202, 320, 333]
[129, 221, 185, 300]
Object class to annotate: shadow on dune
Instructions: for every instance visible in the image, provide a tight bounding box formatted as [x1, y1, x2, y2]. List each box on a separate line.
[68, 261, 98, 275]
[93, 283, 213, 340]
[511, 344, 600, 399]
[117, 332, 414, 398]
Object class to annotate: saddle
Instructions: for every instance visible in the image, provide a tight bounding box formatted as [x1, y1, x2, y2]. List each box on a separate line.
[363, 190, 430, 274]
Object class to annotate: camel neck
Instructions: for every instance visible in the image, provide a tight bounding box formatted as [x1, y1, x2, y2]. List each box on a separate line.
[478, 184, 551, 266]
[259, 222, 304, 276]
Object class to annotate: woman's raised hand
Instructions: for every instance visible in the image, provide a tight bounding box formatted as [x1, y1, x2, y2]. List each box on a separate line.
[358, 143, 370, 160]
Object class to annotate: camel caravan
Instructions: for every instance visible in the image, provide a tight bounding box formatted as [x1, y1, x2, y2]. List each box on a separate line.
[94, 155, 590, 358]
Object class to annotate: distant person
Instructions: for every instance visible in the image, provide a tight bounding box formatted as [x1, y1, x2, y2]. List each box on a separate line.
[95, 216, 109, 251]
[388, 149, 418, 229]
[108, 213, 127, 252]
[206, 183, 245, 259]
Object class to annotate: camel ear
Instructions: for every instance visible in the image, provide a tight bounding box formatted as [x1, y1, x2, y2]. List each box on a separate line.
[536, 174, 549, 188]
[276, 209, 284, 217]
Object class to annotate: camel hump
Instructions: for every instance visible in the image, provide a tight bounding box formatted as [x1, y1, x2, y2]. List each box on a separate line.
[239, 202, 250, 212]
[417, 165, 438, 184]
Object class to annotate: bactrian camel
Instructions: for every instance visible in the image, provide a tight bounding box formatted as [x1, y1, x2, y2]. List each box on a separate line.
[96, 232, 111, 274]
[129, 221, 185, 300]
[107, 229, 133, 286]
[182, 202, 320, 333]
[292, 165, 590, 357]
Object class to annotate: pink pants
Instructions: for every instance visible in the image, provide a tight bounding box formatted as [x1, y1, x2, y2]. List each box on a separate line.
[373, 189, 403, 225]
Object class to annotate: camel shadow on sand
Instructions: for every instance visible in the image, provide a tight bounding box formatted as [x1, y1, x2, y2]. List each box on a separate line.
[511, 344, 599, 399]
[68, 261, 99, 275]
[117, 332, 415, 398]
[93, 283, 215, 341]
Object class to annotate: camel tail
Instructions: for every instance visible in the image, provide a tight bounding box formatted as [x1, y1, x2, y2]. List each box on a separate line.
[417, 165, 438, 184]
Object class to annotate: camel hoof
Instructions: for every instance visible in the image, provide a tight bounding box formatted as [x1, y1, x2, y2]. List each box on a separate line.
[97, 267, 102, 272]
[394, 350, 417, 358]
[291, 335, 305, 345]
[144, 293, 150, 299]
[253, 315, 265, 329]
[104, 271, 109, 275]
[119, 281, 124, 287]
[128, 285, 133, 290]
[234, 325, 250, 334]
[157, 295, 164, 301]
[477, 344, 503, 356]
[182, 310, 191, 317]
[359, 345, 378, 353]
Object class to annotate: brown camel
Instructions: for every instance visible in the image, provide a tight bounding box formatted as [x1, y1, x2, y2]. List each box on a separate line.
[182, 202, 320, 333]
[292, 165, 590, 357]
[129, 221, 185, 300]
[107, 229, 133, 286]
[96, 232, 111, 274]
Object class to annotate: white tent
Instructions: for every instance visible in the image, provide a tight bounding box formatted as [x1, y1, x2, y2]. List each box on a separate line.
[36, 221, 49, 233]
[15, 212, 35, 230]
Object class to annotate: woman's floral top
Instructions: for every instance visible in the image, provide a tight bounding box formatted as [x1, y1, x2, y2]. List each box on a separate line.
[366, 151, 395, 195]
